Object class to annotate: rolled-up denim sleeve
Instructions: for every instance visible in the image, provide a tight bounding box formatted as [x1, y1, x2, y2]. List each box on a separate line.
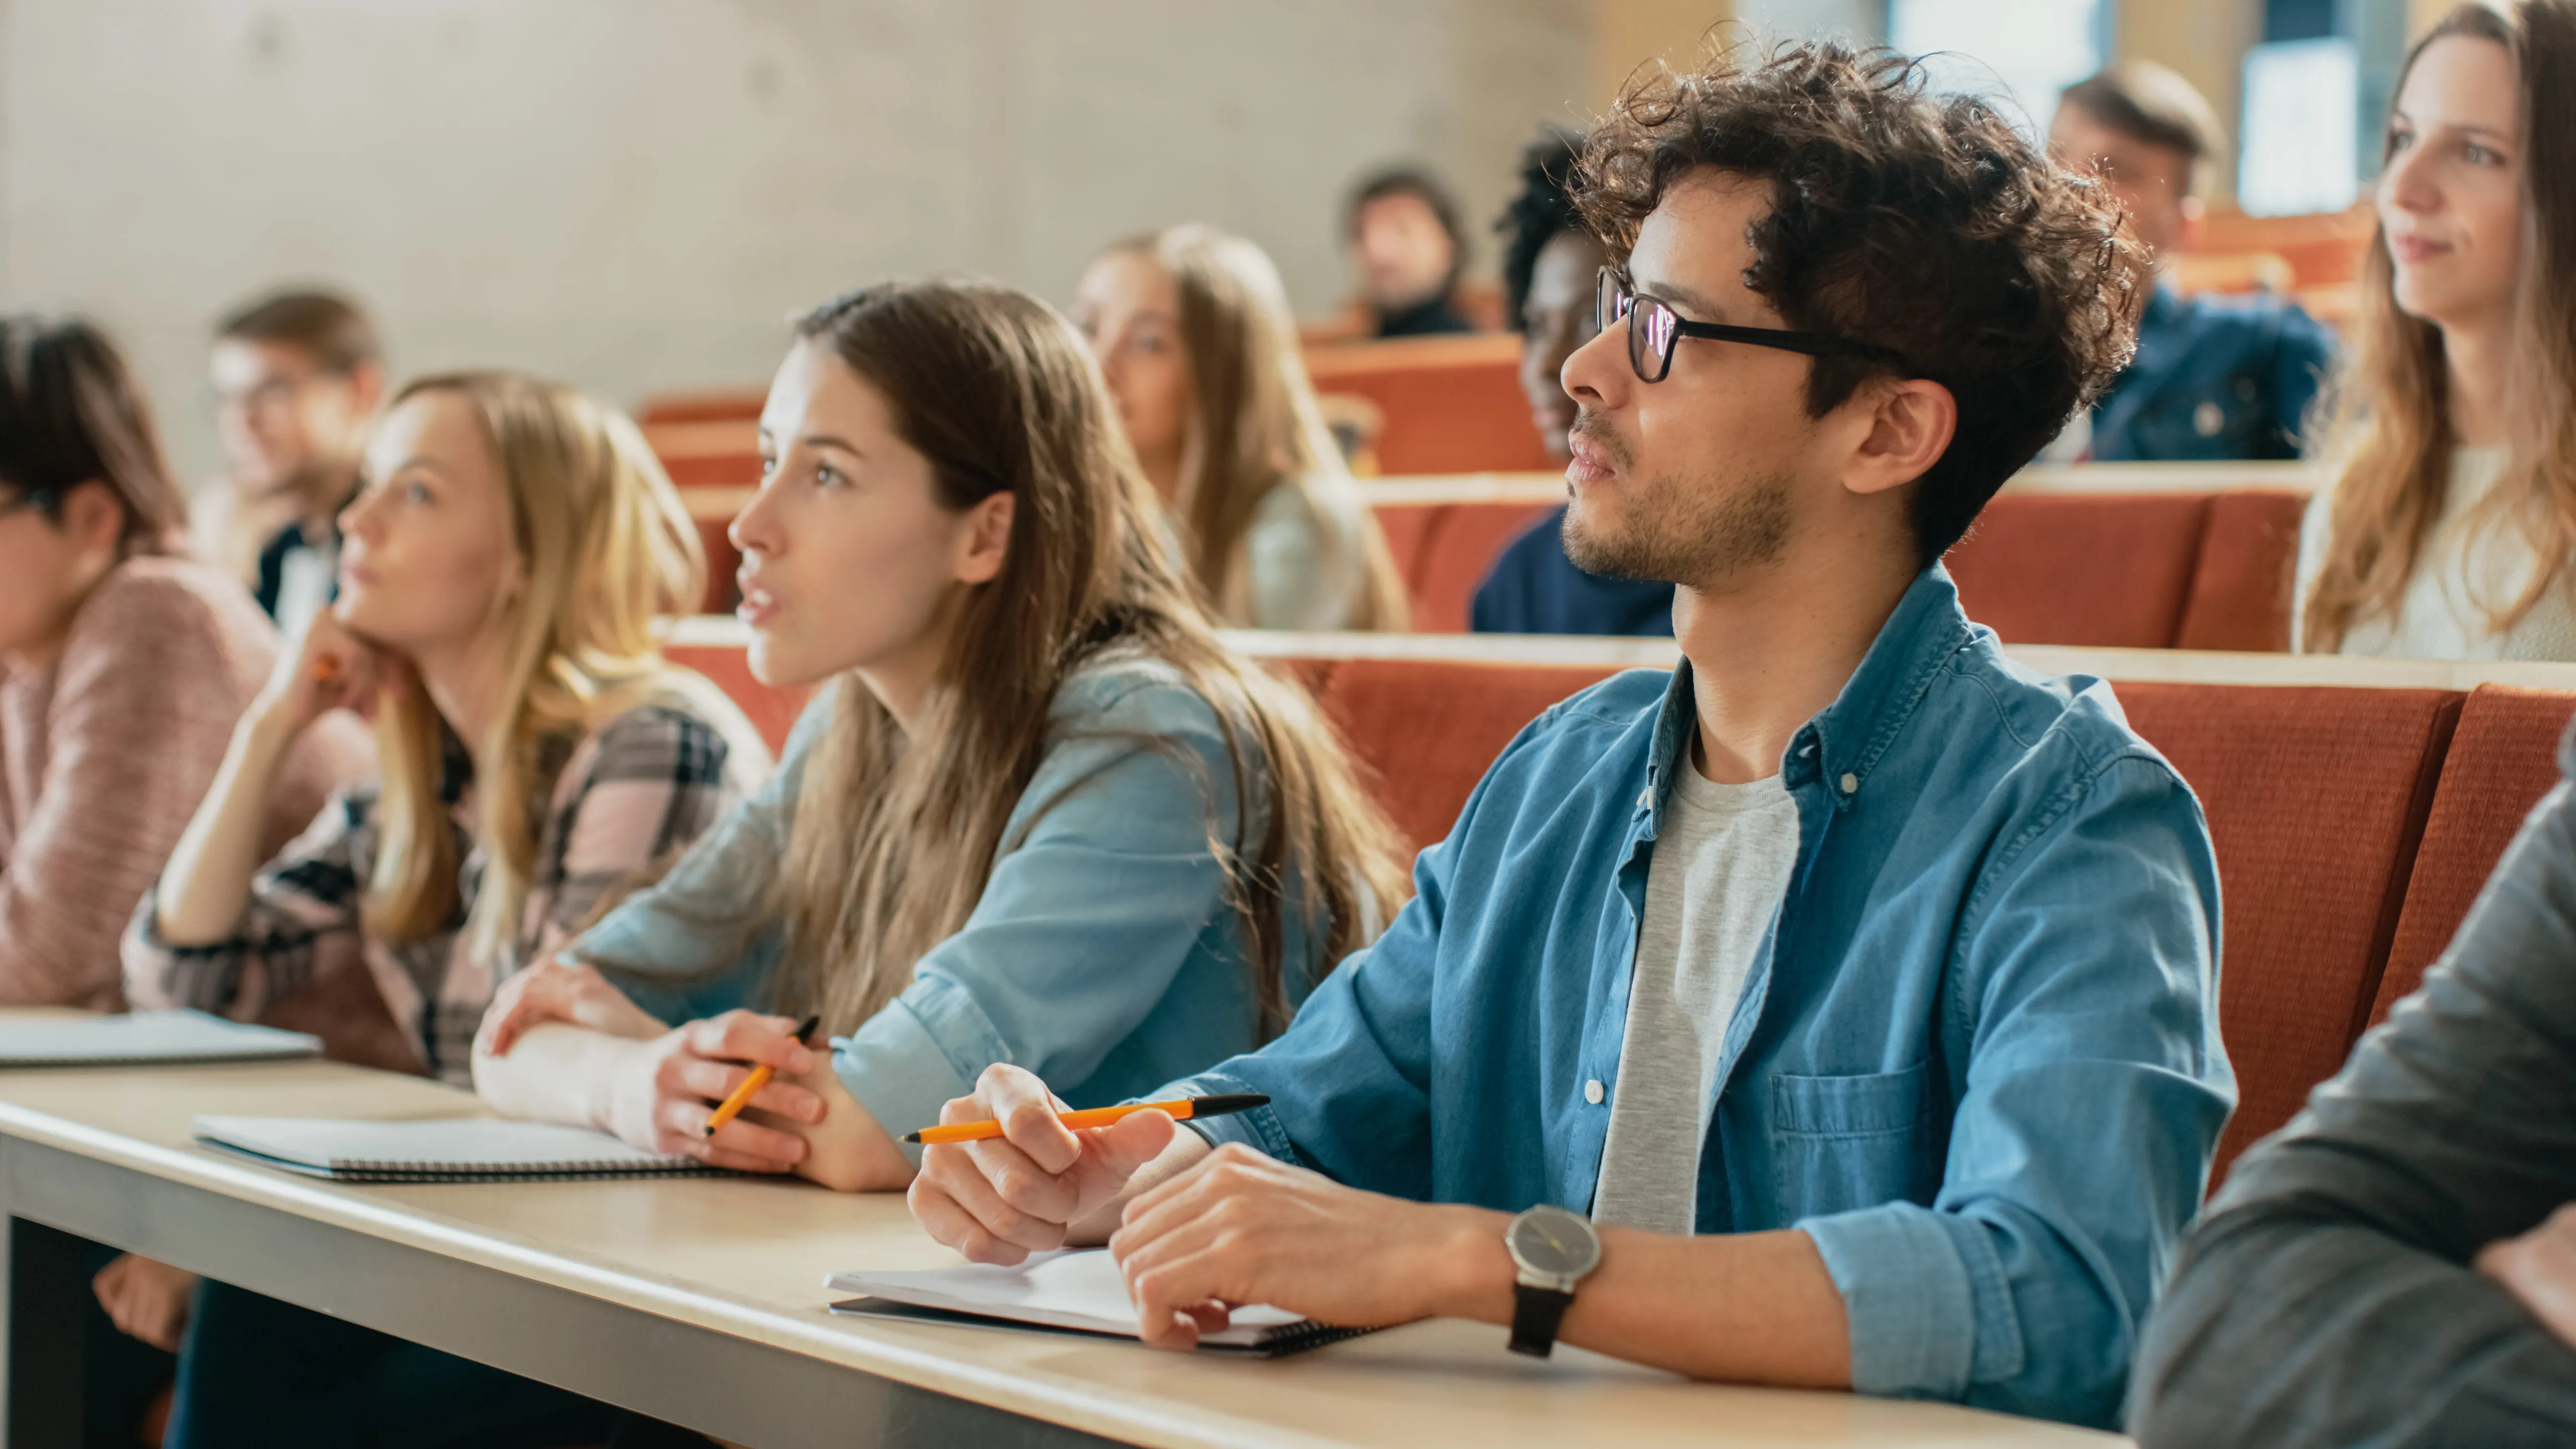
[1800, 753, 2231, 1427]
[834, 678, 1253, 1163]
[2131, 738, 2576, 1448]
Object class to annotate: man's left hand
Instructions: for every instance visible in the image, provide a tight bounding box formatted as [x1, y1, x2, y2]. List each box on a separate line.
[1107, 1143, 1509, 1349]
[2478, 1201, 2576, 1347]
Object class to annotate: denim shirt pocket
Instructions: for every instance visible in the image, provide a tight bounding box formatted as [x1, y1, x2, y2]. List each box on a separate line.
[1769, 1061, 1939, 1216]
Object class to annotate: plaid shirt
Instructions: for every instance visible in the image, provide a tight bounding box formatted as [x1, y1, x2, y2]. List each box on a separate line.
[124, 702, 749, 1084]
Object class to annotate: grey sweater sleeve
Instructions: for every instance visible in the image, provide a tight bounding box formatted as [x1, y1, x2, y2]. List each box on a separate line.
[2129, 727, 2576, 1447]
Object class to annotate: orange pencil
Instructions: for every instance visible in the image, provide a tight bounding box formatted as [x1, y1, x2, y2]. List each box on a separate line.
[702, 1014, 822, 1137]
[903, 1093, 1269, 1146]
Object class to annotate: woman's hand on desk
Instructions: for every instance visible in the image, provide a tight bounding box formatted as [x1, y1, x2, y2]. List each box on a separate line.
[910, 1063, 1204, 1263]
[476, 956, 666, 1058]
[1108, 1145, 1506, 1351]
[598, 1011, 825, 1173]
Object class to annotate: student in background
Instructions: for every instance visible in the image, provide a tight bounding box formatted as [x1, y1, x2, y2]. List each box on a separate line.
[1071, 225, 1408, 631]
[198, 290, 384, 638]
[2297, 1, 2576, 661]
[127, 371, 763, 1448]
[470, 280, 1406, 1202]
[2129, 730, 2576, 1444]
[1471, 126, 1677, 637]
[0, 315, 372, 1449]
[1348, 167, 1477, 338]
[912, 43, 2230, 1430]
[2048, 62, 2337, 462]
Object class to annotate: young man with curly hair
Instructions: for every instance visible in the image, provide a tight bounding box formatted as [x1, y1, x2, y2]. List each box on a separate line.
[908, 41, 2232, 1430]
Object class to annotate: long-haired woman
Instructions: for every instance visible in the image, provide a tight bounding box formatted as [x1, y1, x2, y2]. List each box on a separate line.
[131, 371, 767, 1449]
[470, 279, 1408, 1201]
[1070, 225, 1409, 630]
[2296, 0, 2576, 659]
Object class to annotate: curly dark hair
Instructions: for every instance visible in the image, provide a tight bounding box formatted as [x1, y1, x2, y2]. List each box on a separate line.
[1496, 125, 1590, 332]
[1575, 40, 2148, 564]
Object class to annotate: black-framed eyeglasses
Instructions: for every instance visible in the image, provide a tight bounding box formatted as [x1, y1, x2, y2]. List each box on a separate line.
[0, 485, 59, 521]
[1597, 268, 1900, 383]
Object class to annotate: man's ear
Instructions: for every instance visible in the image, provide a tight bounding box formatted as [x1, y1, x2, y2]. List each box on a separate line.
[1842, 378, 1957, 499]
[60, 479, 127, 558]
[953, 491, 1015, 586]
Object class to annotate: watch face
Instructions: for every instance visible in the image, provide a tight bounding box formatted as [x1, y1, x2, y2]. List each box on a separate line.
[1508, 1206, 1600, 1277]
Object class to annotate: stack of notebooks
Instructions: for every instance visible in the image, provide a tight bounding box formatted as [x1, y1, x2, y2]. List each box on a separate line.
[194, 1116, 729, 1184]
[829, 1249, 1371, 1358]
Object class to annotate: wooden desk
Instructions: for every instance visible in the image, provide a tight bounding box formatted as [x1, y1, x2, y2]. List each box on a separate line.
[0, 1044, 2124, 1448]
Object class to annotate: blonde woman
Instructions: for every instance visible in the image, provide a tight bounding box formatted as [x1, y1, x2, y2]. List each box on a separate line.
[2296, 0, 2576, 659]
[1070, 225, 1408, 630]
[469, 280, 1408, 1206]
[127, 372, 766, 1448]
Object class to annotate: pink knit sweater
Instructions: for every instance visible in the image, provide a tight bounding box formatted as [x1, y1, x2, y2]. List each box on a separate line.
[0, 556, 372, 1008]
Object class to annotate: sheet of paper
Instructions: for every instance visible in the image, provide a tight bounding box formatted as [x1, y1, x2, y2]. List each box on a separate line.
[193, 1115, 692, 1172]
[828, 1248, 1304, 1344]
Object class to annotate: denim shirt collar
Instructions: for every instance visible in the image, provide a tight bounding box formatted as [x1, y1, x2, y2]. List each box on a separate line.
[1636, 564, 1975, 825]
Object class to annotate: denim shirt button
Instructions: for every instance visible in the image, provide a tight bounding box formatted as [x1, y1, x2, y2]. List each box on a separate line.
[1584, 1079, 1605, 1105]
[1839, 772, 1859, 795]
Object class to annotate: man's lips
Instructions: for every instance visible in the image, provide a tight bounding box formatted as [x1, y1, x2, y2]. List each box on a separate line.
[1565, 430, 1620, 486]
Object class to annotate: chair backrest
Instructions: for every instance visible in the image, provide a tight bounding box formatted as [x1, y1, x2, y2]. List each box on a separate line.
[2113, 682, 2460, 1181]
[1303, 336, 1554, 476]
[2175, 489, 2309, 652]
[1945, 493, 2213, 648]
[2372, 685, 2576, 1025]
[1316, 658, 1624, 852]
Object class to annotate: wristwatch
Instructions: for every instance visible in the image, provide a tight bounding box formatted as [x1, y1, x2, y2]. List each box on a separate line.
[1504, 1204, 1601, 1357]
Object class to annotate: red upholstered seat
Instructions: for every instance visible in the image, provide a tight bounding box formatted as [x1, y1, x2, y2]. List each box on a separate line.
[2175, 488, 2309, 652]
[1947, 493, 2212, 648]
[2372, 685, 2576, 1025]
[1318, 658, 1625, 853]
[1406, 502, 1560, 633]
[1304, 336, 1555, 476]
[665, 643, 813, 758]
[1371, 504, 1441, 607]
[2113, 682, 2459, 1181]
[690, 515, 742, 614]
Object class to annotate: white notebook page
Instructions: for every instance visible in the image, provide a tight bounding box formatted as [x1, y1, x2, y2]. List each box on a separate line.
[828, 1248, 1305, 1345]
[193, 1115, 693, 1172]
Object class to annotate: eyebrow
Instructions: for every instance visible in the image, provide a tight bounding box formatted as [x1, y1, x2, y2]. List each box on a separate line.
[2390, 109, 2515, 142]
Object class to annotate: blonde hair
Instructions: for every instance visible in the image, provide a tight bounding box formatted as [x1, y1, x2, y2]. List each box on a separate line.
[364, 371, 758, 961]
[1101, 226, 1409, 630]
[769, 281, 1409, 1039]
[2303, 1, 2576, 650]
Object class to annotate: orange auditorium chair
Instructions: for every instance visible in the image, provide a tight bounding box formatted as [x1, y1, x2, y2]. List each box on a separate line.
[1305, 335, 1554, 476]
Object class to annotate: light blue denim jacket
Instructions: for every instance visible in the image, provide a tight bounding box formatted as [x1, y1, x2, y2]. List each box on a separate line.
[1173, 566, 2234, 1427]
[576, 652, 1316, 1160]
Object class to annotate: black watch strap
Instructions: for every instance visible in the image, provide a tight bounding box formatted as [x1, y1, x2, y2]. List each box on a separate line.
[1508, 1282, 1575, 1357]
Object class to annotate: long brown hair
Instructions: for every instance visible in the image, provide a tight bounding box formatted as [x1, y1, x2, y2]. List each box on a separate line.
[0, 315, 187, 556]
[366, 372, 762, 958]
[1097, 226, 1409, 630]
[769, 280, 1407, 1039]
[2303, 1, 2576, 650]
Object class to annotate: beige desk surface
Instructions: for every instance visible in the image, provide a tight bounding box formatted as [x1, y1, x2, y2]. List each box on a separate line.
[0, 1045, 2124, 1449]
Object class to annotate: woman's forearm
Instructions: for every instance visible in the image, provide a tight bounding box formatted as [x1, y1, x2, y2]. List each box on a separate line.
[472, 1023, 636, 1131]
[151, 710, 300, 946]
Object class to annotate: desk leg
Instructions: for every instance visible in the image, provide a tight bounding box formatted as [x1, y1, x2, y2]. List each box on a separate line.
[0, 1214, 92, 1449]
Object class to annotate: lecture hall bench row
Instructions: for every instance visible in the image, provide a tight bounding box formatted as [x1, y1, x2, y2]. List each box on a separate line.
[670, 462, 2319, 651]
[662, 620, 2576, 1192]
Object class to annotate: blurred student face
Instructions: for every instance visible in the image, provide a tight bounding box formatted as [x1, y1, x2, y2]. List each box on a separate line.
[210, 340, 377, 497]
[730, 337, 1011, 693]
[1521, 230, 1607, 460]
[0, 480, 120, 667]
[1070, 252, 1192, 485]
[2379, 35, 2523, 335]
[335, 390, 522, 656]
[2048, 105, 2196, 266]
[1557, 169, 1838, 589]
[1352, 191, 1456, 311]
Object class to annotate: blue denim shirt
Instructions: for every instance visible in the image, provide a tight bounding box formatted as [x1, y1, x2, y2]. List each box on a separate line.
[1174, 566, 2234, 1427]
[574, 654, 1318, 1162]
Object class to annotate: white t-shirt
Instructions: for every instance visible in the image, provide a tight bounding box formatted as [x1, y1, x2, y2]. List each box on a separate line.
[2294, 445, 2576, 662]
[1590, 760, 1802, 1234]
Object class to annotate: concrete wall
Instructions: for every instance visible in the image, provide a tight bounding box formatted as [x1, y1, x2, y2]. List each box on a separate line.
[0, 0, 1591, 482]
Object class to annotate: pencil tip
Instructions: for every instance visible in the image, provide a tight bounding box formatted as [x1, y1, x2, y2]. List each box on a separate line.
[901, 1132, 923, 1144]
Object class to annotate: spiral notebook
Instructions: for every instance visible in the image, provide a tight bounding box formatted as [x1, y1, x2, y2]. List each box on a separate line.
[0, 1010, 321, 1067]
[192, 1115, 728, 1184]
[827, 1248, 1371, 1357]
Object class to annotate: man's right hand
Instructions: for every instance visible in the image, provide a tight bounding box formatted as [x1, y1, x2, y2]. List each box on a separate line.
[908, 1063, 1203, 1263]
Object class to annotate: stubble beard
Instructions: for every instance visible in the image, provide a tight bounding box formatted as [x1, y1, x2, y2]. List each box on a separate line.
[1562, 423, 1795, 585]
